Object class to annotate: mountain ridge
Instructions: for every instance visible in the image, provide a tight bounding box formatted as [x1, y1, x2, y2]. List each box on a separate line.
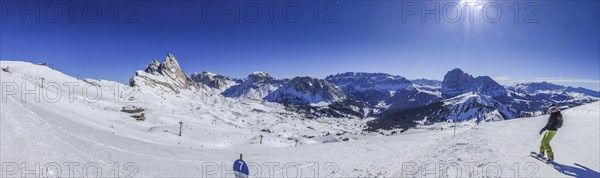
[3, 54, 597, 130]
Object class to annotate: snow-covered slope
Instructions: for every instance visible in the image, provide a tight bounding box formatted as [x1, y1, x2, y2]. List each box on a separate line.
[392, 102, 600, 177]
[1, 60, 599, 177]
[0, 61, 371, 175]
[442, 92, 517, 122]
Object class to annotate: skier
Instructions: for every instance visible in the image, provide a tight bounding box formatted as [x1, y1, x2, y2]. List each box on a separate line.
[538, 104, 563, 162]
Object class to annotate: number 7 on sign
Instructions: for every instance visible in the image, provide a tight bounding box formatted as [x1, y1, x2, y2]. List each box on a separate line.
[238, 161, 244, 170]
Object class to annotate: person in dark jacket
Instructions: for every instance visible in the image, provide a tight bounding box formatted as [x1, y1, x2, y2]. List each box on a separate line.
[538, 104, 562, 161]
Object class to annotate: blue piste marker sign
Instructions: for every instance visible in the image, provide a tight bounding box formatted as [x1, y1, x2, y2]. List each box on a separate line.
[233, 159, 249, 178]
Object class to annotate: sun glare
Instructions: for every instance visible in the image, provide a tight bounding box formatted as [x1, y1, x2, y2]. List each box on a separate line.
[460, 0, 484, 9]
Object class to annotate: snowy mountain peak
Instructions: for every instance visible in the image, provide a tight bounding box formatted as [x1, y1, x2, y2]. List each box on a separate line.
[222, 72, 282, 100]
[166, 53, 176, 59]
[251, 71, 268, 76]
[201, 71, 217, 77]
[190, 71, 238, 90]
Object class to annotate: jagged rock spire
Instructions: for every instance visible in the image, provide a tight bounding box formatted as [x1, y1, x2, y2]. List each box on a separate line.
[131, 53, 191, 92]
[159, 53, 190, 88]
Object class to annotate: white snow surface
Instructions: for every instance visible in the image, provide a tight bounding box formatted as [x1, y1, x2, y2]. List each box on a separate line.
[1, 61, 599, 177]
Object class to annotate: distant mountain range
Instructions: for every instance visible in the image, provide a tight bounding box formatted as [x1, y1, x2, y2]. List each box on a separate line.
[129, 54, 599, 131]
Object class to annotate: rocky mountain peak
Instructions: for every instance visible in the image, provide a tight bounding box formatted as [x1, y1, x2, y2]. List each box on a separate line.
[443, 68, 473, 83]
[442, 68, 506, 98]
[144, 60, 161, 74]
[159, 54, 189, 87]
[130, 53, 191, 92]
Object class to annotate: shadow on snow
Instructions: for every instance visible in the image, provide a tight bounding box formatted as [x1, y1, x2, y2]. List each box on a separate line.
[551, 162, 600, 178]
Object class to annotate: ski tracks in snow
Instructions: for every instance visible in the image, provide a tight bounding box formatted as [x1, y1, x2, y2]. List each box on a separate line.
[390, 126, 503, 177]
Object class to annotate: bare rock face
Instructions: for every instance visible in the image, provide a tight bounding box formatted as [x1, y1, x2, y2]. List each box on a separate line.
[158, 53, 191, 89]
[144, 60, 161, 74]
[441, 68, 506, 98]
[441, 68, 476, 97]
[130, 53, 192, 93]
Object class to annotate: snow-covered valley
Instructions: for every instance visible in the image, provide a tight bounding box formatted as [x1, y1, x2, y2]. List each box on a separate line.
[1, 60, 599, 177]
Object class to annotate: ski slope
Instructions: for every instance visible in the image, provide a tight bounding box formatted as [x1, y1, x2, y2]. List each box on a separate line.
[1, 61, 599, 177]
[393, 102, 600, 177]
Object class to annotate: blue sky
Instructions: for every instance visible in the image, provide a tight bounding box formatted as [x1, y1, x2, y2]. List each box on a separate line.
[1, 0, 599, 90]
